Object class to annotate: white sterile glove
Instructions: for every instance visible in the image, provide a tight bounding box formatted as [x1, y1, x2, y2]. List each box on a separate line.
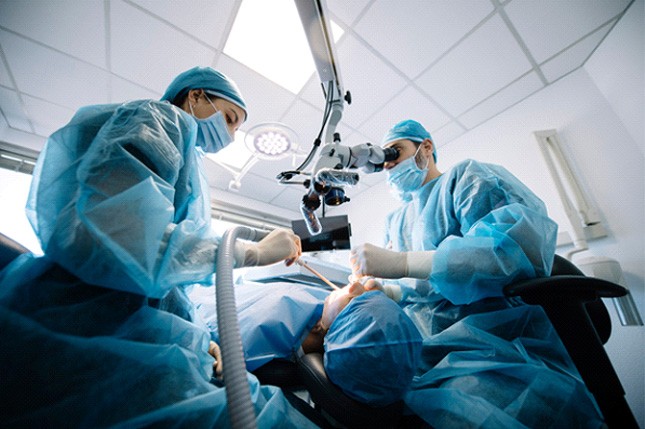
[234, 228, 301, 267]
[362, 278, 403, 303]
[350, 243, 434, 279]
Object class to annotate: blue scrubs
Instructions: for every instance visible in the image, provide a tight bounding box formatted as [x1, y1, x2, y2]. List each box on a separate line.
[0, 101, 317, 428]
[384, 160, 604, 427]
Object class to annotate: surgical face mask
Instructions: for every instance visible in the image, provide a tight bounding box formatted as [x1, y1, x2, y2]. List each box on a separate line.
[386, 145, 429, 195]
[190, 95, 233, 153]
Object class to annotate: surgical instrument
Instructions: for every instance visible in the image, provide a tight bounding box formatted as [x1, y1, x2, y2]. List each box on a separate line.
[295, 259, 341, 290]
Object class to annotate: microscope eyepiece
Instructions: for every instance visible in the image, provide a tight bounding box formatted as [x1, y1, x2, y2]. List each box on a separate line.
[382, 147, 400, 162]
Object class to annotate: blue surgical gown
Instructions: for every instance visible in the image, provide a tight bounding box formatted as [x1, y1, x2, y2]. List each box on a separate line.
[0, 100, 318, 428]
[27, 100, 222, 298]
[190, 281, 328, 371]
[384, 160, 604, 427]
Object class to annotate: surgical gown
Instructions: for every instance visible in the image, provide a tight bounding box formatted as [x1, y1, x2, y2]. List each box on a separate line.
[0, 100, 317, 428]
[385, 160, 604, 427]
[190, 281, 328, 371]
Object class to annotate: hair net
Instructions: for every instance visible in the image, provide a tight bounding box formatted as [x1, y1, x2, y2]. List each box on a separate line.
[161, 66, 247, 120]
[383, 119, 436, 162]
[323, 291, 422, 406]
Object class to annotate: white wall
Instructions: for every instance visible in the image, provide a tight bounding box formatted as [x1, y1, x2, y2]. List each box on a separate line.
[585, 0, 644, 154]
[338, 2, 644, 425]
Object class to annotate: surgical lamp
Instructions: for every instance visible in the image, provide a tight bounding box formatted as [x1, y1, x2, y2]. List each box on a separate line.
[277, 0, 399, 235]
[246, 122, 298, 160]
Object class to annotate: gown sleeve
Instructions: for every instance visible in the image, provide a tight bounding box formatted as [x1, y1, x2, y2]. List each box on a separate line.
[28, 100, 220, 298]
[430, 162, 558, 305]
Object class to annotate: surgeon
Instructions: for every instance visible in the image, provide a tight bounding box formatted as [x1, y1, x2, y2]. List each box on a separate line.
[190, 279, 422, 407]
[349, 119, 605, 428]
[0, 67, 315, 428]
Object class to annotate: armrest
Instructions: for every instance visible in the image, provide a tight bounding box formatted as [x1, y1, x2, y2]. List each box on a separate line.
[504, 275, 627, 302]
[251, 359, 303, 389]
[297, 353, 404, 428]
[504, 275, 624, 344]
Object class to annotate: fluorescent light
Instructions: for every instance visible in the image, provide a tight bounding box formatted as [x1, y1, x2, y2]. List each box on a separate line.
[206, 130, 254, 169]
[225, 0, 344, 94]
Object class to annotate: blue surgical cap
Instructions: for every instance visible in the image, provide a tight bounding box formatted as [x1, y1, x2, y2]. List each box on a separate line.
[161, 66, 247, 120]
[323, 291, 422, 406]
[383, 119, 436, 162]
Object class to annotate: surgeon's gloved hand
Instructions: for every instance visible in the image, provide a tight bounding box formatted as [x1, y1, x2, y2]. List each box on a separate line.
[350, 243, 434, 279]
[235, 228, 302, 267]
[209, 341, 223, 381]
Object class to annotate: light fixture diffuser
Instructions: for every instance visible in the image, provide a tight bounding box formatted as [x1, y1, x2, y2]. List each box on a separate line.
[224, 0, 344, 94]
[245, 122, 298, 160]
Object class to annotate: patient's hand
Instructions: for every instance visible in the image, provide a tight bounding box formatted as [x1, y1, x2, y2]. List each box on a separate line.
[209, 341, 223, 380]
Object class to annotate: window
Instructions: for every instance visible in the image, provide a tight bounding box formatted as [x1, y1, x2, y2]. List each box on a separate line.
[0, 168, 42, 254]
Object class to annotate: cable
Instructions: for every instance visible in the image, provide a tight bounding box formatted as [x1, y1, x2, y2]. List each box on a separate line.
[293, 81, 333, 172]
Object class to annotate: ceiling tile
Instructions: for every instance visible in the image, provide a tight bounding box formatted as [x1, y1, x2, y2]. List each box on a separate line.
[459, 72, 543, 129]
[227, 171, 284, 203]
[202, 157, 234, 190]
[0, 111, 8, 135]
[0, 0, 106, 68]
[110, 75, 162, 103]
[355, 168, 384, 187]
[130, 0, 237, 49]
[0, 58, 12, 87]
[269, 187, 308, 211]
[540, 22, 614, 83]
[326, 0, 372, 26]
[281, 99, 325, 151]
[415, 14, 533, 116]
[0, 87, 30, 132]
[298, 76, 328, 109]
[431, 121, 466, 146]
[110, 0, 218, 94]
[216, 54, 297, 131]
[22, 95, 75, 137]
[358, 85, 452, 143]
[301, 34, 407, 129]
[343, 179, 372, 201]
[0, 30, 110, 110]
[504, 0, 631, 63]
[249, 154, 304, 182]
[353, 0, 494, 79]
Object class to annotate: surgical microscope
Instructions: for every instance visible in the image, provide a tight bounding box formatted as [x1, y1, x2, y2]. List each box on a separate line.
[277, 0, 399, 236]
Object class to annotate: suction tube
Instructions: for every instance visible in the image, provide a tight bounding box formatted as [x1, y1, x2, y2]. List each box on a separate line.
[216, 226, 268, 429]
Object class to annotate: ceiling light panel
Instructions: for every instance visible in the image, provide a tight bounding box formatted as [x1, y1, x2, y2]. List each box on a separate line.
[224, 0, 343, 94]
[225, 0, 314, 93]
